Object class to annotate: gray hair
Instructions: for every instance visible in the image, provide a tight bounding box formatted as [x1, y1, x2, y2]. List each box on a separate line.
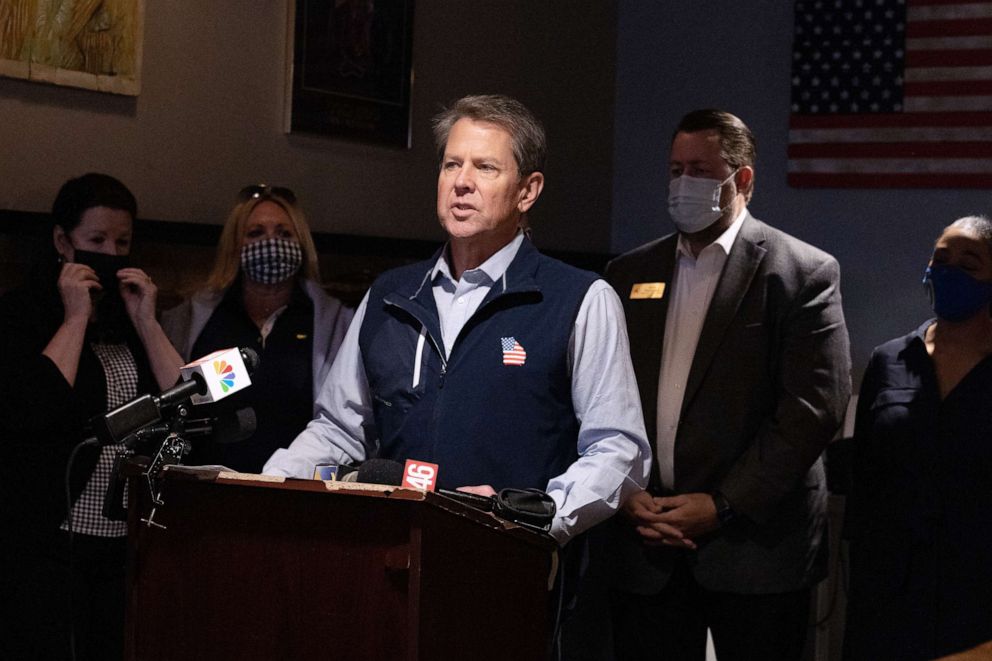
[432, 94, 547, 176]
[948, 215, 992, 251]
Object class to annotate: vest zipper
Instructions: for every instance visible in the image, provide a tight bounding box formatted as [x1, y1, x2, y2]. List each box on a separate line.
[383, 298, 448, 389]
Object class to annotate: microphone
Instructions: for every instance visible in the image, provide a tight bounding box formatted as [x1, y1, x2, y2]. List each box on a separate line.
[100, 407, 257, 521]
[130, 407, 257, 447]
[93, 347, 258, 445]
[355, 457, 404, 485]
[179, 346, 257, 405]
[351, 458, 490, 507]
[349, 458, 555, 531]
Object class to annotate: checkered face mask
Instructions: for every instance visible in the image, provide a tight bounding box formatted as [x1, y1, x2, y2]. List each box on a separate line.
[240, 237, 303, 285]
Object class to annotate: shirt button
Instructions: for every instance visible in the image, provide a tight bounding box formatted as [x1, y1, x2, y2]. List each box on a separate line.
[457, 297, 465, 305]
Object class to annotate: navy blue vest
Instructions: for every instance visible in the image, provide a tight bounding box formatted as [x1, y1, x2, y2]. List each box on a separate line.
[358, 239, 598, 491]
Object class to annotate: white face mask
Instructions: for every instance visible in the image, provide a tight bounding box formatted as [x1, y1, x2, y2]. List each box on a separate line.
[667, 170, 738, 234]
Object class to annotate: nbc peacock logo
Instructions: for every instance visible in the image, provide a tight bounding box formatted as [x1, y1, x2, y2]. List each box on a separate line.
[213, 360, 236, 393]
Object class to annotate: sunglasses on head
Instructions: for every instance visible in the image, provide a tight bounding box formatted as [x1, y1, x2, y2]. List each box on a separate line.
[238, 184, 297, 205]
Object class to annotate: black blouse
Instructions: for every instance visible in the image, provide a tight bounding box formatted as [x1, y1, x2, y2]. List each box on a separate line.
[845, 320, 992, 661]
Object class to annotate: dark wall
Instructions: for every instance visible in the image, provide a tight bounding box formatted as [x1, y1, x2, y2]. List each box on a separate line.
[611, 1, 991, 377]
[0, 1, 616, 254]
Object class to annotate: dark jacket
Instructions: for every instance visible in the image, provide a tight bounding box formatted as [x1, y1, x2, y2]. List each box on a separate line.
[358, 238, 598, 491]
[0, 274, 155, 553]
[844, 323, 992, 660]
[604, 214, 851, 594]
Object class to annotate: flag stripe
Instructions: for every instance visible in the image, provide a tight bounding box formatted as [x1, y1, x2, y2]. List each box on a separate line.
[905, 17, 992, 37]
[788, 141, 992, 157]
[905, 64, 992, 80]
[911, 0, 992, 6]
[905, 79, 992, 94]
[906, 48, 992, 66]
[790, 126, 992, 141]
[788, 172, 992, 187]
[908, 35, 992, 49]
[904, 95, 992, 110]
[789, 157, 992, 173]
[909, 4, 992, 19]
[790, 111, 992, 129]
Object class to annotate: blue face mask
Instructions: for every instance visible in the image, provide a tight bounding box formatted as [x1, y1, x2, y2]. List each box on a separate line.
[923, 263, 992, 322]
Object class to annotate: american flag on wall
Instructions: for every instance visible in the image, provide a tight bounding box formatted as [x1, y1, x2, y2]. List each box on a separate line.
[789, 0, 992, 188]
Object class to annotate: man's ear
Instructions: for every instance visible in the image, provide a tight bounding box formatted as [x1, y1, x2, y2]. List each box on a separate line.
[517, 172, 545, 213]
[736, 166, 754, 200]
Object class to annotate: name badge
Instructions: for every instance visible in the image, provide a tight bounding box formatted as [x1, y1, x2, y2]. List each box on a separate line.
[630, 282, 666, 300]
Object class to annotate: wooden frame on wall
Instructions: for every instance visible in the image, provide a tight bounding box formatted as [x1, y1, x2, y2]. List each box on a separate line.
[0, 0, 144, 96]
[285, 0, 415, 148]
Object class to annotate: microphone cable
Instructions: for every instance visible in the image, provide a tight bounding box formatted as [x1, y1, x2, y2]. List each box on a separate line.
[63, 436, 99, 661]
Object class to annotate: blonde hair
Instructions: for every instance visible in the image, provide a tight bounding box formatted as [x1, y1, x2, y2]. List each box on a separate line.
[204, 194, 320, 292]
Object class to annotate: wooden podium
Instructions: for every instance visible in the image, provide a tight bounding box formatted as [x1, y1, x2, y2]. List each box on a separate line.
[125, 466, 558, 661]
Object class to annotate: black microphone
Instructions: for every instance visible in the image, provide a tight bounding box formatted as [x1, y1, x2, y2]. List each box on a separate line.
[185, 406, 257, 444]
[351, 458, 555, 530]
[100, 407, 257, 521]
[129, 407, 258, 447]
[92, 347, 260, 446]
[352, 458, 496, 510]
[355, 457, 405, 485]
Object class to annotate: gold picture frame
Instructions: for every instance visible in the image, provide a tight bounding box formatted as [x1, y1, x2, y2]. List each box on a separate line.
[0, 0, 144, 96]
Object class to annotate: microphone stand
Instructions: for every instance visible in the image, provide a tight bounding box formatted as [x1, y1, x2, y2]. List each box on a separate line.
[138, 401, 194, 530]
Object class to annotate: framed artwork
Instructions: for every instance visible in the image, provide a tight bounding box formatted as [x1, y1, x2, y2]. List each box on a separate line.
[287, 0, 415, 148]
[0, 0, 144, 95]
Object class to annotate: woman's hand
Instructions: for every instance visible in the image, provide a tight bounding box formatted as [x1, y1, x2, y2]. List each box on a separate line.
[46, 262, 99, 385]
[118, 267, 158, 327]
[57, 262, 100, 324]
[118, 267, 185, 389]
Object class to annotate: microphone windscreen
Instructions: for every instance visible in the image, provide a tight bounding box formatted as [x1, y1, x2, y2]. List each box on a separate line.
[239, 347, 261, 375]
[214, 407, 257, 444]
[356, 458, 405, 486]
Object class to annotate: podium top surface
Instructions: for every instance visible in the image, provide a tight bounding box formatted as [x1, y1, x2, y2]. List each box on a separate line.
[159, 464, 558, 552]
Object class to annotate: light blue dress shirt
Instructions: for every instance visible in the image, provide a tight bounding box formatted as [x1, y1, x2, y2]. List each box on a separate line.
[264, 233, 650, 544]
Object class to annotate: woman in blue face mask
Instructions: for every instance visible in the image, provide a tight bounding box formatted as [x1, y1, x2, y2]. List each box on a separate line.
[0, 173, 184, 660]
[162, 186, 353, 474]
[843, 216, 992, 661]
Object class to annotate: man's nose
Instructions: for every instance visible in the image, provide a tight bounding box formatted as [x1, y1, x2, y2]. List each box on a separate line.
[454, 166, 475, 192]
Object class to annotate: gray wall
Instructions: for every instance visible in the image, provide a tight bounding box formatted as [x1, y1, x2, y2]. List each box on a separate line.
[611, 0, 991, 375]
[0, 1, 616, 253]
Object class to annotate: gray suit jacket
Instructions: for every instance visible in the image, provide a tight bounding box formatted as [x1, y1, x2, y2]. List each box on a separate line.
[603, 214, 851, 594]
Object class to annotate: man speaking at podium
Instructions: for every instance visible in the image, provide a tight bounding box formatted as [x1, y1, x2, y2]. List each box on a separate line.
[264, 94, 649, 546]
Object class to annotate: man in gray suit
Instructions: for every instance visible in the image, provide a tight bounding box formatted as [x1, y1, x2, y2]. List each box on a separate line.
[603, 109, 851, 660]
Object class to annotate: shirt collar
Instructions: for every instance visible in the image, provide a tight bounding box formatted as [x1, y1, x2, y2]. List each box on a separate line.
[431, 231, 525, 286]
[676, 207, 748, 259]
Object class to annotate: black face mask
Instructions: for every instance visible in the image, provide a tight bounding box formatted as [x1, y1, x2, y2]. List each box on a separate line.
[72, 249, 130, 293]
[72, 249, 131, 342]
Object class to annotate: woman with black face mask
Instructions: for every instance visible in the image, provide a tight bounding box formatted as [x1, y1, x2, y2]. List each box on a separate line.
[843, 216, 992, 661]
[0, 173, 183, 661]
[163, 185, 353, 474]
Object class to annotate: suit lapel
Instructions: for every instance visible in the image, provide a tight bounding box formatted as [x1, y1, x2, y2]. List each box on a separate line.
[622, 237, 677, 490]
[681, 215, 767, 416]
